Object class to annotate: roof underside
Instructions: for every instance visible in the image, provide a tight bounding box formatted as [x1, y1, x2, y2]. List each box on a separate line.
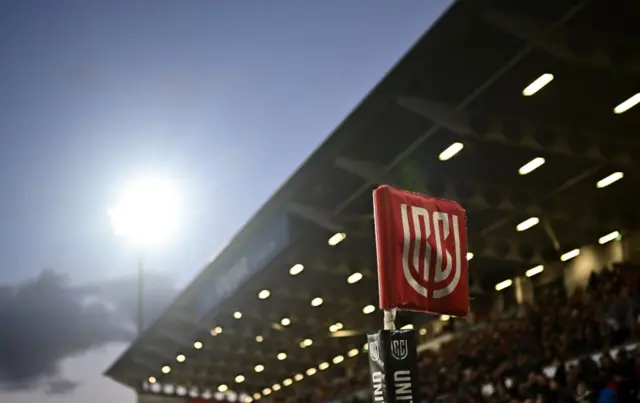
[106, 0, 640, 398]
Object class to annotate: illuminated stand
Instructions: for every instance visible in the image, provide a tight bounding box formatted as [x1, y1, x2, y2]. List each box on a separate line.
[368, 186, 469, 403]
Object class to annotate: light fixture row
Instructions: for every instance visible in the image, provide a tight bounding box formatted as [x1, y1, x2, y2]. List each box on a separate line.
[494, 230, 621, 291]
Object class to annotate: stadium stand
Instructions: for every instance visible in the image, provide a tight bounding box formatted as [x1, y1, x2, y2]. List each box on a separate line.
[105, 0, 640, 402]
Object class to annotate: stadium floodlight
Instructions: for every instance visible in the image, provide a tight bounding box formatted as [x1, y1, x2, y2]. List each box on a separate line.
[522, 73, 554, 96]
[289, 263, 304, 275]
[614, 93, 640, 114]
[516, 217, 539, 232]
[560, 249, 580, 261]
[597, 172, 623, 188]
[599, 231, 620, 244]
[347, 272, 362, 284]
[519, 157, 545, 175]
[108, 176, 180, 247]
[438, 142, 464, 161]
[495, 279, 513, 291]
[108, 175, 181, 334]
[526, 265, 544, 277]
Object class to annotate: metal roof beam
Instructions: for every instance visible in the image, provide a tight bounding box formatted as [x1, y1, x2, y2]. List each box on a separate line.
[397, 96, 638, 166]
[484, 10, 640, 76]
[288, 202, 345, 232]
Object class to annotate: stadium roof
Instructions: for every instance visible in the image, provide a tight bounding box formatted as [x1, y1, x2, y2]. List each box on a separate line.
[105, 0, 640, 400]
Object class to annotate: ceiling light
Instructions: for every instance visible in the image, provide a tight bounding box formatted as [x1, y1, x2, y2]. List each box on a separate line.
[277, 352, 287, 361]
[149, 376, 157, 384]
[440, 315, 450, 321]
[210, 326, 223, 336]
[519, 157, 545, 175]
[253, 393, 261, 400]
[311, 297, 323, 307]
[495, 279, 513, 291]
[348, 349, 359, 357]
[561, 249, 580, 261]
[516, 217, 539, 232]
[255, 335, 263, 343]
[419, 328, 427, 335]
[280, 317, 291, 326]
[347, 272, 363, 284]
[258, 289, 270, 300]
[329, 324, 338, 332]
[254, 364, 264, 373]
[235, 375, 245, 383]
[176, 354, 186, 363]
[306, 368, 317, 376]
[283, 379, 293, 386]
[400, 324, 414, 330]
[218, 385, 228, 393]
[301, 338, 313, 347]
[319, 362, 330, 370]
[289, 263, 304, 275]
[332, 355, 345, 364]
[526, 265, 544, 277]
[262, 388, 271, 396]
[193, 341, 203, 349]
[233, 311, 242, 319]
[272, 384, 281, 391]
[161, 365, 171, 374]
[439, 142, 464, 161]
[245, 398, 253, 403]
[328, 232, 347, 246]
[522, 73, 554, 96]
[614, 93, 640, 114]
[597, 172, 624, 188]
[294, 374, 304, 381]
[466, 252, 474, 261]
[362, 305, 375, 314]
[363, 343, 369, 351]
[599, 231, 620, 244]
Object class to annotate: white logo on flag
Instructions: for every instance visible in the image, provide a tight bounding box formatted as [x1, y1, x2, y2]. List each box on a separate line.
[390, 339, 408, 360]
[400, 204, 462, 299]
[369, 341, 380, 361]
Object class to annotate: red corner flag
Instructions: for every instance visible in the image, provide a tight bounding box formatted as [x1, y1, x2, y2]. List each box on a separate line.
[373, 185, 469, 317]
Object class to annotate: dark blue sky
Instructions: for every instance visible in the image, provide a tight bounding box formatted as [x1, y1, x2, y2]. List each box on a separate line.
[0, 1, 451, 401]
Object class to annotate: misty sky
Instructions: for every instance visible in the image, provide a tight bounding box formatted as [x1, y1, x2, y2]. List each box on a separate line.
[0, 1, 451, 402]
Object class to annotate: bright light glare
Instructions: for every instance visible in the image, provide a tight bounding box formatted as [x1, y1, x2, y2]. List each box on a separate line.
[108, 176, 180, 247]
[283, 379, 293, 386]
[516, 217, 539, 232]
[218, 385, 228, 393]
[495, 279, 513, 291]
[306, 368, 317, 376]
[348, 348, 359, 357]
[526, 265, 544, 277]
[254, 364, 264, 373]
[599, 231, 620, 244]
[328, 232, 347, 246]
[289, 264, 304, 275]
[319, 362, 330, 370]
[614, 93, 640, 114]
[400, 324, 414, 330]
[176, 354, 185, 362]
[277, 352, 287, 360]
[561, 249, 580, 261]
[440, 315, 450, 321]
[311, 297, 323, 307]
[347, 272, 363, 284]
[332, 355, 345, 364]
[522, 73, 554, 96]
[294, 374, 304, 381]
[193, 341, 203, 349]
[362, 305, 375, 314]
[235, 375, 245, 383]
[466, 252, 474, 261]
[519, 157, 545, 175]
[280, 317, 291, 326]
[161, 365, 171, 374]
[149, 376, 157, 384]
[258, 289, 270, 300]
[439, 142, 464, 161]
[597, 172, 624, 188]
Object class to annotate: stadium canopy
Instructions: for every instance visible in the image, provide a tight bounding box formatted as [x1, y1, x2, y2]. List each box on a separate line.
[105, 0, 640, 400]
